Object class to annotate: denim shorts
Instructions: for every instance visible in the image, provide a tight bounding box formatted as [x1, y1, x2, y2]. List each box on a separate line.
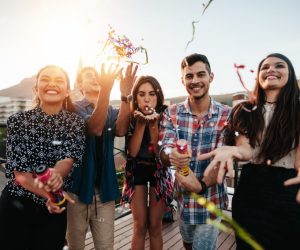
[179, 217, 221, 250]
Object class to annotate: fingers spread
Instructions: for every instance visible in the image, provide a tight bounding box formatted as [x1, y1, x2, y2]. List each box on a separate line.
[197, 151, 213, 161]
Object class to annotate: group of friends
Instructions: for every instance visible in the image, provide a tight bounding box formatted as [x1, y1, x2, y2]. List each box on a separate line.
[0, 52, 299, 250]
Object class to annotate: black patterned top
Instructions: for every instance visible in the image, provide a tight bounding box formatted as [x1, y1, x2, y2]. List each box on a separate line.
[5, 107, 86, 205]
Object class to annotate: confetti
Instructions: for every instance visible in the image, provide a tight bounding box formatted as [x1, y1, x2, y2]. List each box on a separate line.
[234, 63, 257, 111]
[148, 143, 154, 153]
[164, 147, 172, 155]
[185, 0, 215, 50]
[100, 26, 148, 65]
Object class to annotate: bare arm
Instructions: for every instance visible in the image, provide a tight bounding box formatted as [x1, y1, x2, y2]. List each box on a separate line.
[115, 63, 138, 136]
[160, 147, 172, 166]
[115, 100, 131, 137]
[15, 171, 50, 199]
[148, 119, 159, 156]
[88, 64, 121, 136]
[128, 121, 146, 157]
[34, 158, 74, 191]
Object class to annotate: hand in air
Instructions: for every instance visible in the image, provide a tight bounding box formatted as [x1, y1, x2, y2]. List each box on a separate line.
[99, 63, 122, 92]
[120, 63, 138, 95]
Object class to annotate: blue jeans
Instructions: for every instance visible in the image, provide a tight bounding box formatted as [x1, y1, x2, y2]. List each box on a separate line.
[179, 218, 220, 250]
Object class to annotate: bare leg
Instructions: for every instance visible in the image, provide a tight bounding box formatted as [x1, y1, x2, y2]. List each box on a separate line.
[148, 187, 165, 250]
[131, 185, 148, 250]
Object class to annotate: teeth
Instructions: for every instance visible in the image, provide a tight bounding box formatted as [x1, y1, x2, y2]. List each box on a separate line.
[46, 90, 58, 94]
[266, 76, 278, 80]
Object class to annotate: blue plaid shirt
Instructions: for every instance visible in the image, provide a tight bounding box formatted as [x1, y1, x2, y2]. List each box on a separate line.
[160, 97, 231, 224]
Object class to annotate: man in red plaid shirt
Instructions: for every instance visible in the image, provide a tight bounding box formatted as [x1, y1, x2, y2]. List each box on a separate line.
[159, 53, 231, 250]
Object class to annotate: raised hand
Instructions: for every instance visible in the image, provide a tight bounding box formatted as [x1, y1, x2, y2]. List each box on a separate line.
[99, 63, 122, 92]
[133, 109, 160, 123]
[120, 63, 138, 95]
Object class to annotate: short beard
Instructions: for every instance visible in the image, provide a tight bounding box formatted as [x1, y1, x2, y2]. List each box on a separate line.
[194, 94, 204, 100]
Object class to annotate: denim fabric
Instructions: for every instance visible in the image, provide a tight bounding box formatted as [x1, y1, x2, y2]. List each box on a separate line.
[70, 99, 120, 204]
[179, 217, 220, 250]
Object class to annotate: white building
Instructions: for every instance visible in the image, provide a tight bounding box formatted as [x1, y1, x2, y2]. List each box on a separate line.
[0, 96, 31, 124]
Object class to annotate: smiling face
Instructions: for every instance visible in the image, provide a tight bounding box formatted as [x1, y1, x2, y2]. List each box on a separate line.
[36, 66, 69, 109]
[136, 82, 158, 115]
[79, 68, 100, 96]
[181, 61, 213, 100]
[258, 57, 289, 92]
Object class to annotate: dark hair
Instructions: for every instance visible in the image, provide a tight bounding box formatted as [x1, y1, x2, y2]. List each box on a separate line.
[226, 53, 300, 163]
[181, 53, 211, 73]
[33, 65, 74, 112]
[131, 75, 166, 113]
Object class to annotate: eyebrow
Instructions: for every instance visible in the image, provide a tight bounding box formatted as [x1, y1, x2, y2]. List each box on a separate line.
[55, 77, 65, 80]
[185, 70, 206, 76]
[39, 75, 50, 78]
[262, 61, 286, 67]
[137, 90, 156, 93]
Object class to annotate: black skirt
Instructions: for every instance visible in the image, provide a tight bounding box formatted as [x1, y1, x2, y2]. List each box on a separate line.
[232, 163, 300, 250]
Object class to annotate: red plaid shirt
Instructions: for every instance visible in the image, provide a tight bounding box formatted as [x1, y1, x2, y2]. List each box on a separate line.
[159, 98, 231, 224]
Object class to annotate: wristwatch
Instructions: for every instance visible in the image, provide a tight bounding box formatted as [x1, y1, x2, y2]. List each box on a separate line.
[198, 179, 207, 195]
[121, 95, 133, 104]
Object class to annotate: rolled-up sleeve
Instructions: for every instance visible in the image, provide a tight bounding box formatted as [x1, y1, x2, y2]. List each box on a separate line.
[159, 107, 177, 154]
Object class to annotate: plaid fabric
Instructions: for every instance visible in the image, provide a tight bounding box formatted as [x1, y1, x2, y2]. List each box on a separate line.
[159, 97, 231, 224]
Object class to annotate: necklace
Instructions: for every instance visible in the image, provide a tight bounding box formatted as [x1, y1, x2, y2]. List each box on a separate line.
[265, 100, 277, 104]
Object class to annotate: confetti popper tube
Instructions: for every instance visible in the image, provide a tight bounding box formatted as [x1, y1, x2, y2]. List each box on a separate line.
[176, 139, 189, 176]
[35, 165, 66, 208]
[191, 193, 264, 250]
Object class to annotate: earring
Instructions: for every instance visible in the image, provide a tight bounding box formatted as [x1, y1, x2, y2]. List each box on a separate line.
[64, 98, 68, 110]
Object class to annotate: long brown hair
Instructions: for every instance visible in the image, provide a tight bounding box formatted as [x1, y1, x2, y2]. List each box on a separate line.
[33, 65, 75, 112]
[226, 53, 300, 163]
[131, 75, 166, 113]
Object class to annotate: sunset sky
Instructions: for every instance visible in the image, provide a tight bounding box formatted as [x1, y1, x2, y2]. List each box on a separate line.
[1, 0, 299, 100]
